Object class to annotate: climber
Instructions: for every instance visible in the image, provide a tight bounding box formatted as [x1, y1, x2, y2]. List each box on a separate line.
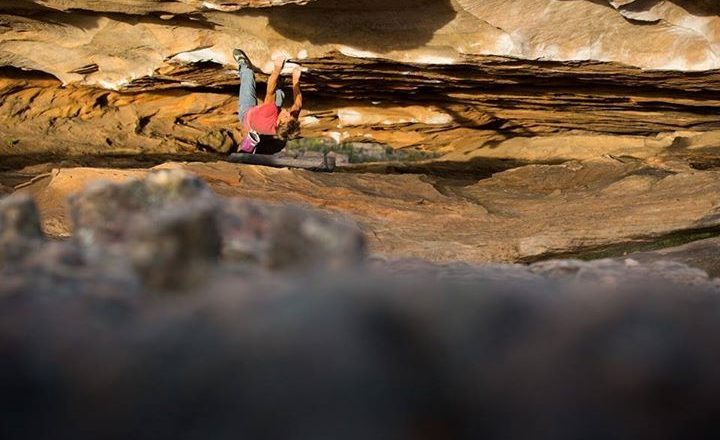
[234, 49, 303, 154]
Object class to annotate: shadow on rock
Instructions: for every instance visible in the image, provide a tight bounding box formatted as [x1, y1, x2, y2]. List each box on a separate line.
[264, 0, 458, 52]
[2, 269, 720, 439]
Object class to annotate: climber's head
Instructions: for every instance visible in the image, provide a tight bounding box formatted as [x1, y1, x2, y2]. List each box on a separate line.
[277, 109, 301, 140]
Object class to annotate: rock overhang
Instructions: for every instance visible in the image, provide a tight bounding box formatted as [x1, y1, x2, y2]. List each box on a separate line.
[2, 0, 720, 158]
[4, 0, 720, 86]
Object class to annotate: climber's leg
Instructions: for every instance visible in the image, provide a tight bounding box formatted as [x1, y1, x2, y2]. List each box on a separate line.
[235, 50, 257, 123]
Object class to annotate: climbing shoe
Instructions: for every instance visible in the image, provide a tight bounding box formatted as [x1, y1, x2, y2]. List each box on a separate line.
[233, 48, 250, 66]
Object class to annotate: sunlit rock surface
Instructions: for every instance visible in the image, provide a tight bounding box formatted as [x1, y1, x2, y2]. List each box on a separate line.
[1, 0, 720, 156]
[3, 3, 720, 434]
[12, 159, 720, 264]
[7, 0, 720, 79]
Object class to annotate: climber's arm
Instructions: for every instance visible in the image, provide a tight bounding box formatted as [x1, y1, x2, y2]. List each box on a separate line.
[290, 67, 303, 117]
[264, 58, 285, 104]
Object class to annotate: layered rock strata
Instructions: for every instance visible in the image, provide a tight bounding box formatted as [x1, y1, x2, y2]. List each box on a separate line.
[2, 1, 720, 159]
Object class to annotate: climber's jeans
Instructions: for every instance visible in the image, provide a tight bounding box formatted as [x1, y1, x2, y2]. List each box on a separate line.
[238, 64, 286, 123]
[238, 64, 256, 123]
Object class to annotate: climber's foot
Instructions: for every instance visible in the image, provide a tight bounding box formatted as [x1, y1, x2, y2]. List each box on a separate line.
[233, 49, 250, 67]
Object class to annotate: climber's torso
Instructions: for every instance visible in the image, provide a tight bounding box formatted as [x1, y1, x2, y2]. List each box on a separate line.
[243, 102, 279, 135]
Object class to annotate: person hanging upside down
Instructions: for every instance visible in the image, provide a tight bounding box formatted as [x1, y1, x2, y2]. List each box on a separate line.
[233, 49, 303, 154]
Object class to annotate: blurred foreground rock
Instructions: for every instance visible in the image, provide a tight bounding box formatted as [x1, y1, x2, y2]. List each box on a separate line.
[617, 237, 720, 279]
[0, 194, 45, 266]
[3, 262, 720, 439]
[3, 170, 720, 440]
[221, 198, 366, 269]
[4, 169, 366, 291]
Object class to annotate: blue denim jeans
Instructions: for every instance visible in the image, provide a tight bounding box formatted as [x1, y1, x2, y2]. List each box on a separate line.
[238, 64, 285, 123]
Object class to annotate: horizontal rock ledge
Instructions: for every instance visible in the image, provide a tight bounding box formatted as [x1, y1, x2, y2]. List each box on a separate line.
[3, 52, 720, 159]
[3, 0, 720, 157]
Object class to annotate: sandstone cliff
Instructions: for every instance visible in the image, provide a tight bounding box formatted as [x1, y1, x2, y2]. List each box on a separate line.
[1, 0, 720, 159]
[5, 5, 720, 434]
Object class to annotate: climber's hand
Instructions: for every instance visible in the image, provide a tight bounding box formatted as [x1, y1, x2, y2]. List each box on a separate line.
[292, 66, 302, 84]
[274, 57, 286, 71]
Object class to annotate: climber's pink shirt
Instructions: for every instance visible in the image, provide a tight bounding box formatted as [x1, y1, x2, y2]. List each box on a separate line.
[243, 102, 279, 135]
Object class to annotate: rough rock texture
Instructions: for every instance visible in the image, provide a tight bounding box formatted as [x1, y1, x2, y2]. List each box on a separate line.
[0, 194, 45, 266]
[5, 268, 720, 440]
[6, 6, 720, 435]
[11, 165, 718, 290]
[7, 0, 720, 80]
[15, 159, 720, 263]
[3, 170, 720, 439]
[374, 256, 720, 290]
[65, 169, 365, 286]
[7, 280, 720, 440]
[618, 237, 720, 278]
[67, 170, 223, 288]
[2, 0, 720, 157]
[221, 198, 366, 269]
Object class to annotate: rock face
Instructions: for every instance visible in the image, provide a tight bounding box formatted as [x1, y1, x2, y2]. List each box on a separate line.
[5, 6, 720, 436]
[3, 170, 720, 439]
[618, 237, 720, 278]
[0, 194, 45, 266]
[6, 267, 720, 440]
[2, 0, 720, 157]
[63, 169, 366, 287]
[7, 0, 720, 79]
[68, 170, 223, 289]
[11, 165, 718, 289]
[15, 159, 720, 263]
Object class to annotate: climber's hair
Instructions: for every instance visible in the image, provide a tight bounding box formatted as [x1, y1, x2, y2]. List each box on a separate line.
[277, 118, 301, 141]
